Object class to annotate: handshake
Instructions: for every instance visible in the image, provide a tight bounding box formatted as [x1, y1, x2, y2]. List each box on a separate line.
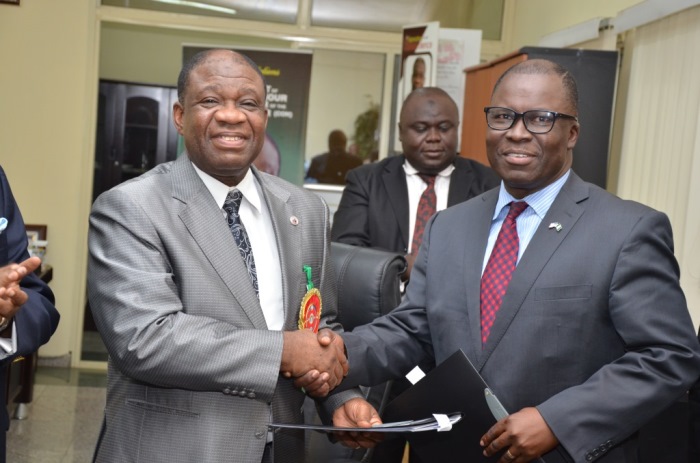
[280, 329, 384, 444]
[280, 328, 349, 398]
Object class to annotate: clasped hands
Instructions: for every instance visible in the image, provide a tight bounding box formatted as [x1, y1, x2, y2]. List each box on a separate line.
[280, 329, 383, 448]
[0, 256, 41, 322]
[280, 328, 349, 398]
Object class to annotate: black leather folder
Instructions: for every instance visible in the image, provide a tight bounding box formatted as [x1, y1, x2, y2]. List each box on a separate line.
[382, 349, 502, 462]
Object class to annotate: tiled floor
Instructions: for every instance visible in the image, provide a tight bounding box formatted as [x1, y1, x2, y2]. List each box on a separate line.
[6, 367, 107, 463]
[5, 366, 410, 463]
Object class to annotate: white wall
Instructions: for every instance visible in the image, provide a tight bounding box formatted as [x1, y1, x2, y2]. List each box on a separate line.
[507, 0, 642, 49]
[0, 0, 98, 359]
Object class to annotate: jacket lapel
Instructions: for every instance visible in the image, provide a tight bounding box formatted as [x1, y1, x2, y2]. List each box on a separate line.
[173, 157, 267, 329]
[382, 157, 410, 249]
[255, 171, 302, 331]
[478, 174, 589, 368]
[447, 162, 471, 207]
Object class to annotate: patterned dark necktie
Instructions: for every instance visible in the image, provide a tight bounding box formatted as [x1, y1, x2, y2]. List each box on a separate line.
[223, 190, 259, 298]
[411, 174, 437, 255]
[480, 201, 529, 345]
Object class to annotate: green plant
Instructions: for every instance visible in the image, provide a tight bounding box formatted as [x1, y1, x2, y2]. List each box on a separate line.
[352, 101, 379, 161]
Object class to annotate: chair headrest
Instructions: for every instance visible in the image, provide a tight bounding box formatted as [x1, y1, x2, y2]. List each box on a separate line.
[330, 242, 407, 331]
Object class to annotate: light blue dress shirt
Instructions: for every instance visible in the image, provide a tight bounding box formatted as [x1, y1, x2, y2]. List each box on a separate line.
[481, 170, 571, 275]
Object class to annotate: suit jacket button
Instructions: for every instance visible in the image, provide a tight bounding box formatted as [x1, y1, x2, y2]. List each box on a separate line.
[255, 430, 265, 439]
[248, 392, 256, 399]
[223, 388, 231, 395]
[586, 455, 593, 461]
[231, 389, 239, 396]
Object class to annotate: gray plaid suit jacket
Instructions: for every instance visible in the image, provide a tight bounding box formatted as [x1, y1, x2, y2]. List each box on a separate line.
[88, 155, 353, 463]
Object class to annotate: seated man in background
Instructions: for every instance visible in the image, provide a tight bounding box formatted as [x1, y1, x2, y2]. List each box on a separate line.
[306, 129, 363, 185]
[0, 165, 60, 461]
[332, 87, 499, 283]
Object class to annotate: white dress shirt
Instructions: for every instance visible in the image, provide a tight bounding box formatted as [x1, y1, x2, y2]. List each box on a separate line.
[193, 163, 284, 331]
[404, 161, 455, 248]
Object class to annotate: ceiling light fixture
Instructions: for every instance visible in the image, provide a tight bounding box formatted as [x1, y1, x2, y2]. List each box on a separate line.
[281, 36, 317, 43]
[151, 0, 237, 15]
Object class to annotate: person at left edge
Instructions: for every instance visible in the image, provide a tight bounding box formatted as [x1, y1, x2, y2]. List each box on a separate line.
[0, 165, 60, 462]
[88, 49, 380, 463]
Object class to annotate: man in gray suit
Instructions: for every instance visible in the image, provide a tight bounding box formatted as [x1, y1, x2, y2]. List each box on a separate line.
[325, 59, 700, 462]
[88, 49, 379, 463]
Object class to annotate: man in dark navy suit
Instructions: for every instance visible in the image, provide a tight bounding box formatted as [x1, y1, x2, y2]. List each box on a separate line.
[0, 166, 59, 462]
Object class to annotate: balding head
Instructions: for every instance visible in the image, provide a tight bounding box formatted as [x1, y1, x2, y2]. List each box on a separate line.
[400, 87, 457, 124]
[177, 49, 266, 104]
[492, 59, 579, 114]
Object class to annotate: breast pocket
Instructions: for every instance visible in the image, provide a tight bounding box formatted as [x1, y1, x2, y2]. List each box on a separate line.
[534, 284, 592, 301]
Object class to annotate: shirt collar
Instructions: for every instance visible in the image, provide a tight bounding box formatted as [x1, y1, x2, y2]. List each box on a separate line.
[191, 162, 263, 214]
[492, 170, 571, 220]
[403, 158, 456, 178]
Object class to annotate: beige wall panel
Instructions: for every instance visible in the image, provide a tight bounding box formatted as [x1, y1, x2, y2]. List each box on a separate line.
[0, 0, 98, 359]
[508, 0, 641, 50]
[617, 6, 700, 327]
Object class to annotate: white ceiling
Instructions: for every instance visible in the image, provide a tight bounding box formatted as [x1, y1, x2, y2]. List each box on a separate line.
[104, 0, 503, 37]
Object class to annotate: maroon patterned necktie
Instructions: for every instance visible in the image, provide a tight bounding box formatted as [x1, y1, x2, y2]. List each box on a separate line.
[411, 174, 437, 255]
[480, 201, 529, 345]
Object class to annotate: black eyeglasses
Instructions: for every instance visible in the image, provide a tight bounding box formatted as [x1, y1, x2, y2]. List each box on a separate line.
[484, 107, 578, 134]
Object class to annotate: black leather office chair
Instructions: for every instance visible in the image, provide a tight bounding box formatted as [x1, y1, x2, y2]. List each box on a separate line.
[305, 242, 406, 463]
[331, 242, 406, 328]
